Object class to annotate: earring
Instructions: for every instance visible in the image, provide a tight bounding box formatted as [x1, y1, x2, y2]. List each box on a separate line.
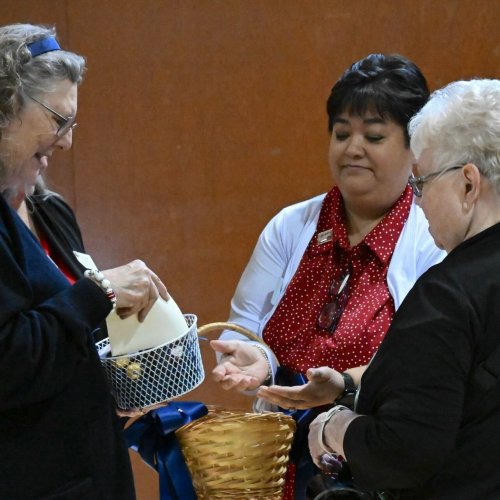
[462, 202, 469, 210]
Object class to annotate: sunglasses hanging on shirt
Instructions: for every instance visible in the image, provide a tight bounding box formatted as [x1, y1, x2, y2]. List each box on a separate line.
[317, 261, 351, 334]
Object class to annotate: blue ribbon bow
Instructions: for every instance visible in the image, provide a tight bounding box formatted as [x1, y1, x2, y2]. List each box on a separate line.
[125, 402, 208, 500]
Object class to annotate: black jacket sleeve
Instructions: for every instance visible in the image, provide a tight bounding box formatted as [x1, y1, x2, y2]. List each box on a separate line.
[344, 271, 476, 491]
[0, 196, 112, 411]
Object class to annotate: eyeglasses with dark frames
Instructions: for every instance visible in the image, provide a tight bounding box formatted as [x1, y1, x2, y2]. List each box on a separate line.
[26, 93, 77, 137]
[317, 266, 351, 334]
[409, 165, 463, 197]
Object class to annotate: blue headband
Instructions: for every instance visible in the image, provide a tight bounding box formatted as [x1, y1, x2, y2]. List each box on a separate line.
[27, 37, 61, 57]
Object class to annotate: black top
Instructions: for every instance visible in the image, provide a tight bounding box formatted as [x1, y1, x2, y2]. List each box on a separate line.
[28, 191, 87, 278]
[28, 191, 107, 341]
[345, 222, 500, 499]
[0, 194, 135, 499]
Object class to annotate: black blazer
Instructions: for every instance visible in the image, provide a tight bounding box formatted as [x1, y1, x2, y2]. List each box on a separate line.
[28, 191, 108, 341]
[0, 194, 135, 499]
[29, 191, 87, 276]
[345, 223, 500, 499]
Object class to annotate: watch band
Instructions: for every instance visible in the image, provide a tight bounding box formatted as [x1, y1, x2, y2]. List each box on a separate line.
[334, 372, 357, 405]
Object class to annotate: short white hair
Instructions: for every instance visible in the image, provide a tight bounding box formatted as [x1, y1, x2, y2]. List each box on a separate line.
[409, 79, 500, 195]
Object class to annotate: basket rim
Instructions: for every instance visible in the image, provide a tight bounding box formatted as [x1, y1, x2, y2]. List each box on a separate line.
[176, 406, 297, 433]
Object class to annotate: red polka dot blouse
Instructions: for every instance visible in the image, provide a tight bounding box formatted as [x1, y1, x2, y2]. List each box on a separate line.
[263, 185, 413, 373]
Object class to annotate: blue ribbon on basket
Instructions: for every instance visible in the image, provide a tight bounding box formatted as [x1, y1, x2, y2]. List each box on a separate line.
[125, 402, 208, 500]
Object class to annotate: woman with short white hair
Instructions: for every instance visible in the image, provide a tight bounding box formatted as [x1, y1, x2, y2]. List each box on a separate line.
[308, 79, 500, 499]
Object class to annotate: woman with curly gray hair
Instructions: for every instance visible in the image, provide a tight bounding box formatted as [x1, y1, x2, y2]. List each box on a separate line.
[308, 78, 500, 499]
[0, 23, 168, 499]
[0, 24, 84, 201]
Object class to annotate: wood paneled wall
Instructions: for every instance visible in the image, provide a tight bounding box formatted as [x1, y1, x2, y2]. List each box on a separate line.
[4, 1, 500, 498]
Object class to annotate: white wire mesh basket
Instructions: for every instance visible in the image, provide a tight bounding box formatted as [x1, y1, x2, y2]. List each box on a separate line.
[96, 314, 204, 409]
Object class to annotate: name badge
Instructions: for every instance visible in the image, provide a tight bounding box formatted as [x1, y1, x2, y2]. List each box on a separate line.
[73, 251, 98, 271]
[317, 229, 333, 245]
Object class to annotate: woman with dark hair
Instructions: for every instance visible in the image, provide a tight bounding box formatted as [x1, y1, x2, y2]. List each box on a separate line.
[210, 54, 446, 498]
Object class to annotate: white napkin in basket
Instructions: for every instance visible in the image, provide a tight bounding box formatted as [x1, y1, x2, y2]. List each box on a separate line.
[106, 296, 188, 356]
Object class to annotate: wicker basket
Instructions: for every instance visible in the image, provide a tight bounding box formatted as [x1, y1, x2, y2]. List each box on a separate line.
[96, 314, 204, 409]
[176, 322, 296, 500]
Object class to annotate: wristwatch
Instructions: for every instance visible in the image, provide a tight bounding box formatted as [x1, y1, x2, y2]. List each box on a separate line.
[318, 404, 349, 455]
[334, 372, 357, 408]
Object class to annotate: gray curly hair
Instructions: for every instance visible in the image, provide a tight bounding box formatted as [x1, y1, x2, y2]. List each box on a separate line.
[409, 79, 500, 196]
[0, 23, 86, 137]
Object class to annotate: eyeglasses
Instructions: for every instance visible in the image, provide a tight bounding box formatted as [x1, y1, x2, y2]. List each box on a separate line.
[409, 165, 463, 197]
[26, 93, 77, 137]
[317, 267, 351, 333]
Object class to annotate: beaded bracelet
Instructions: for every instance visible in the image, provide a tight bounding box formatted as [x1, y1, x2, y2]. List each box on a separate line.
[317, 404, 349, 455]
[84, 269, 117, 308]
[253, 344, 273, 384]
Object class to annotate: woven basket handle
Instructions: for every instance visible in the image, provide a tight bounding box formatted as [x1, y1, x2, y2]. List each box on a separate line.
[197, 322, 275, 352]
